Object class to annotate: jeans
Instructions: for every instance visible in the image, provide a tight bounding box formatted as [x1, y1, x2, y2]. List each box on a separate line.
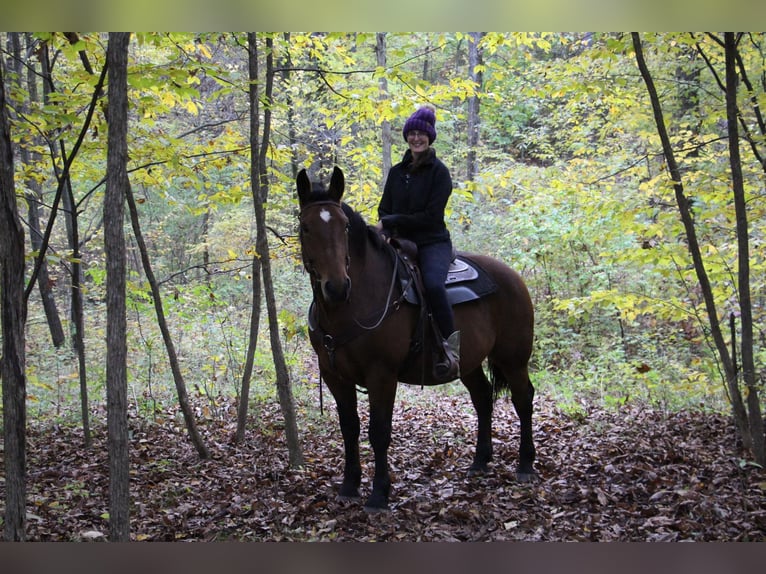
[418, 240, 455, 338]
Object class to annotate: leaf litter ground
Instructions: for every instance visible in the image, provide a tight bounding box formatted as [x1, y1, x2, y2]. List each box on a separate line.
[9, 386, 765, 541]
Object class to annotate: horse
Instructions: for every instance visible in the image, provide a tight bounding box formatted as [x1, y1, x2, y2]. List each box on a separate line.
[296, 166, 536, 511]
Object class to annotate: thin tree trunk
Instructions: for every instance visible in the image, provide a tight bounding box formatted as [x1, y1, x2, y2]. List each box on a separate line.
[24, 43, 106, 302]
[724, 33, 764, 465]
[696, 33, 766, 174]
[247, 33, 303, 466]
[236, 254, 261, 443]
[236, 33, 264, 444]
[376, 33, 392, 188]
[1, 42, 28, 543]
[61, 154, 91, 446]
[39, 38, 94, 445]
[632, 33, 750, 448]
[10, 33, 66, 348]
[125, 181, 210, 459]
[104, 32, 131, 542]
[281, 33, 300, 179]
[467, 32, 485, 181]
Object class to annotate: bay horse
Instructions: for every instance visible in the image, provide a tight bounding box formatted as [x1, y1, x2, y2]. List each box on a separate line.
[297, 166, 536, 511]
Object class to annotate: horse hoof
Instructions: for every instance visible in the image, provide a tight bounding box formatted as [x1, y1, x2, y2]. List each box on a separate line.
[337, 482, 361, 501]
[363, 492, 389, 512]
[336, 493, 361, 503]
[516, 471, 537, 483]
[467, 465, 488, 477]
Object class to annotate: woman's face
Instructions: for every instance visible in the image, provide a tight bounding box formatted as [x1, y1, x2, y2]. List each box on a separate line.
[406, 130, 430, 156]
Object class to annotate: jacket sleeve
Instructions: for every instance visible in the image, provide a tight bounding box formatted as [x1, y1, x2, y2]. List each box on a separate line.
[377, 169, 394, 220]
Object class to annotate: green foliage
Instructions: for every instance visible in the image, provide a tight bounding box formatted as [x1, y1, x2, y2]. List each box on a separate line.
[10, 32, 765, 428]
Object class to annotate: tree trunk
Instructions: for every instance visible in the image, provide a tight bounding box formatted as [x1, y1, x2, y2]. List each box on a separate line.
[281, 33, 300, 179]
[1, 42, 28, 543]
[236, 254, 262, 443]
[40, 38, 94, 446]
[10, 33, 66, 348]
[125, 181, 210, 459]
[104, 32, 131, 542]
[632, 33, 752, 453]
[237, 33, 263, 445]
[376, 33, 392, 188]
[467, 32, 485, 181]
[724, 33, 764, 466]
[247, 33, 303, 466]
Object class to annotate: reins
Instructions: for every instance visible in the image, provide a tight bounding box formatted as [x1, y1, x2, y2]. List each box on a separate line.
[352, 246, 405, 331]
[301, 201, 412, 367]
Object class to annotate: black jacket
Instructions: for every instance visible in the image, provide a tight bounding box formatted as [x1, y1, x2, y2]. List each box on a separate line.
[378, 148, 452, 247]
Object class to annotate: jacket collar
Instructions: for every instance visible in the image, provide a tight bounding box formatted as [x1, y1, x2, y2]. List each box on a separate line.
[402, 147, 435, 169]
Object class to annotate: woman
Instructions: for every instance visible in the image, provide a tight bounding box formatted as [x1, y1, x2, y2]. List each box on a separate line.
[375, 105, 459, 382]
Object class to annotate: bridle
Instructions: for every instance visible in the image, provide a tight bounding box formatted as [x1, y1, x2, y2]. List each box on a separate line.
[299, 200, 413, 364]
[299, 200, 351, 289]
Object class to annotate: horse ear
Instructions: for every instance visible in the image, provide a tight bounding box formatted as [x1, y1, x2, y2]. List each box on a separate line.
[328, 166, 345, 203]
[296, 169, 311, 208]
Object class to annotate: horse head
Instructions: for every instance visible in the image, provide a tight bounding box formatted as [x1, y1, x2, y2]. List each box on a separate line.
[296, 167, 352, 303]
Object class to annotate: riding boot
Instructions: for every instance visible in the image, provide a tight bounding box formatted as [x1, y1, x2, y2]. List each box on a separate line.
[433, 330, 460, 382]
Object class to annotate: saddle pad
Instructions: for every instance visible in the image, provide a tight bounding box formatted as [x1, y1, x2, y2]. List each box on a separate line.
[403, 254, 497, 307]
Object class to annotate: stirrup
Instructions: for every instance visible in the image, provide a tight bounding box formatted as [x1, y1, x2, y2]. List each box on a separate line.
[446, 330, 460, 356]
[433, 330, 460, 382]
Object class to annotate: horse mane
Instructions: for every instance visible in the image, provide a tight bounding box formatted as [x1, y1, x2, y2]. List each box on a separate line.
[340, 202, 388, 258]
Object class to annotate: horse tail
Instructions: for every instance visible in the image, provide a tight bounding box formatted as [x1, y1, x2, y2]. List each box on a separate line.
[487, 358, 512, 402]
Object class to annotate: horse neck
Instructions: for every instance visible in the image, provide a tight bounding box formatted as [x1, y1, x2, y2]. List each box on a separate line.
[351, 235, 396, 304]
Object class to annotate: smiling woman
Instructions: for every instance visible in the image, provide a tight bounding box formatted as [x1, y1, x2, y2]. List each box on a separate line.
[376, 105, 460, 382]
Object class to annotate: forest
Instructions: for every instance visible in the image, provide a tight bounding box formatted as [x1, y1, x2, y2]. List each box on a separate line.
[0, 32, 764, 541]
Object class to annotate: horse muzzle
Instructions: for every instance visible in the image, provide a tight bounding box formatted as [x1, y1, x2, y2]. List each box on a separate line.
[320, 277, 351, 303]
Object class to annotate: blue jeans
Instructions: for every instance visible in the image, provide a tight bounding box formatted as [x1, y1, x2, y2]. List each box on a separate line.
[418, 241, 455, 338]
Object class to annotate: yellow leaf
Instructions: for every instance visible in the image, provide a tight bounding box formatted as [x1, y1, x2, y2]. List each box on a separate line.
[197, 44, 212, 59]
[184, 100, 199, 115]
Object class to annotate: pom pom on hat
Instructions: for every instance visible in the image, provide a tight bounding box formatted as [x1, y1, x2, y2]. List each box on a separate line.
[402, 106, 437, 144]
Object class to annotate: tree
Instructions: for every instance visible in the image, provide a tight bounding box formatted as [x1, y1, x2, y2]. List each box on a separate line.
[104, 31, 131, 541]
[376, 33, 393, 187]
[8, 33, 65, 349]
[39, 35, 103, 447]
[245, 33, 303, 466]
[1, 37, 28, 542]
[633, 32, 764, 465]
[125, 180, 210, 458]
[466, 32, 485, 181]
[19, 34, 108, 447]
[722, 32, 763, 465]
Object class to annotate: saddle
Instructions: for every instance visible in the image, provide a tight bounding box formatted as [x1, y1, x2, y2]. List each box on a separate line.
[388, 237, 497, 381]
[391, 238, 497, 306]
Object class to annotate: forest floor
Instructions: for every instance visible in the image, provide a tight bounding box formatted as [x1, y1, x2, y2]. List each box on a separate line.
[8, 385, 766, 542]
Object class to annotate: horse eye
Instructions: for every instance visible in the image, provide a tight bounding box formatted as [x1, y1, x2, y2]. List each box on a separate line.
[301, 223, 309, 234]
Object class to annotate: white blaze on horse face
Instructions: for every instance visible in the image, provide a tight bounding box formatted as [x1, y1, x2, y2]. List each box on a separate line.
[319, 208, 332, 223]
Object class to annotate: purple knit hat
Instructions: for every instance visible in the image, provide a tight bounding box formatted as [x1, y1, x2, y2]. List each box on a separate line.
[402, 106, 436, 144]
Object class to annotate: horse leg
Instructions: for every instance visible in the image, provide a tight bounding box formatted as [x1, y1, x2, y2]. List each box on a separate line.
[509, 368, 536, 481]
[328, 377, 362, 499]
[363, 380, 397, 511]
[461, 368, 494, 475]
